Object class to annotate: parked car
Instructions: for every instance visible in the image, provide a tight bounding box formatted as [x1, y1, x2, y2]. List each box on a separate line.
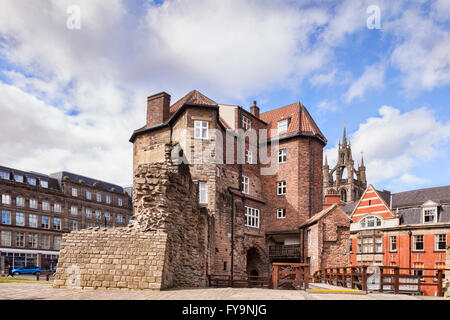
[11, 266, 41, 276]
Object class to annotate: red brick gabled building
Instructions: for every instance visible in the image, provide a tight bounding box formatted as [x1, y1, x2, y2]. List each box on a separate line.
[130, 90, 327, 280]
[349, 184, 450, 295]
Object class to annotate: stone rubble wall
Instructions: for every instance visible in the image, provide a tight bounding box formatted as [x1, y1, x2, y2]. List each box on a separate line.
[54, 144, 208, 290]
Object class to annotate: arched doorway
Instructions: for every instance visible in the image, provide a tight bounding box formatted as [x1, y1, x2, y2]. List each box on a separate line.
[246, 247, 266, 286]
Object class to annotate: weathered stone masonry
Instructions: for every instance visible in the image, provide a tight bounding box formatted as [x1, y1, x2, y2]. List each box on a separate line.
[54, 144, 209, 289]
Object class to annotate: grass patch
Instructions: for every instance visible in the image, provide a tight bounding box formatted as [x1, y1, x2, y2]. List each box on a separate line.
[0, 277, 51, 284]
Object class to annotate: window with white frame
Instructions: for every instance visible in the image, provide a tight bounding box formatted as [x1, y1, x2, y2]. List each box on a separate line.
[28, 233, 38, 248]
[54, 203, 61, 213]
[2, 194, 11, 205]
[360, 216, 382, 228]
[72, 188, 78, 197]
[95, 210, 101, 220]
[194, 120, 209, 140]
[245, 207, 260, 228]
[199, 182, 208, 204]
[413, 235, 424, 251]
[29, 199, 37, 209]
[118, 198, 123, 206]
[40, 180, 48, 188]
[278, 149, 287, 163]
[41, 235, 50, 249]
[277, 208, 286, 219]
[242, 176, 250, 194]
[375, 237, 383, 253]
[53, 218, 61, 230]
[0, 171, 10, 180]
[245, 150, 253, 164]
[70, 206, 78, 215]
[42, 201, 50, 211]
[105, 212, 110, 221]
[85, 208, 92, 218]
[390, 236, 397, 252]
[15, 212, 25, 226]
[14, 174, 23, 183]
[27, 177, 36, 186]
[1, 231, 11, 246]
[16, 232, 25, 247]
[16, 196, 25, 207]
[54, 236, 61, 250]
[96, 193, 102, 202]
[242, 116, 251, 131]
[70, 220, 78, 231]
[86, 191, 92, 200]
[29, 214, 38, 228]
[41, 216, 50, 229]
[277, 181, 286, 195]
[106, 195, 111, 204]
[277, 119, 289, 133]
[1, 210, 11, 225]
[423, 208, 437, 223]
[435, 234, 446, 251]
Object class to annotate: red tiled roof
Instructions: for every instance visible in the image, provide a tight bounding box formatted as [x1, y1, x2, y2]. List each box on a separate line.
[259, 102, 326, 141]
[169, 90, 217, 116]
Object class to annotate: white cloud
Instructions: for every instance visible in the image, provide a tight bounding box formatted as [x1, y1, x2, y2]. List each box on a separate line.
[325, 105, 450, 189]
[317, 99, 338, 114]
[394, 173, 431, 188]
[344, 63, 385, 103]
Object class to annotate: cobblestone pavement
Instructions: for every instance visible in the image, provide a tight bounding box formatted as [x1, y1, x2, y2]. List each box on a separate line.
[0, 283, 447, 300]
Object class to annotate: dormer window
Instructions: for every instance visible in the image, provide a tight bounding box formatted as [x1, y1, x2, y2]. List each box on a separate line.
[27, 177, 36, 186]
[423, 208, 437, 223]
[14, 175, 23, 183]
[277, 119, 290, 133]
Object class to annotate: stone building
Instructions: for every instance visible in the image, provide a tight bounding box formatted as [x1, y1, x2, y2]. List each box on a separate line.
[348, 184, 450, 296]
[299, 191, 351, 275]
[0, 166, 132, 273]
[53, 89, 327, 290]
[323, 128, 367, 204]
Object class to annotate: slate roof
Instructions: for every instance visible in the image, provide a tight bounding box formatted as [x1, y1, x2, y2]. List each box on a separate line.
[49, 171, 125, 193]
[399, 205, 450, 225]
[259, 102, 326, 142]
[342, 201, 357, 215]
[392, 185, 450, 208]
[0, 165, 60, 190]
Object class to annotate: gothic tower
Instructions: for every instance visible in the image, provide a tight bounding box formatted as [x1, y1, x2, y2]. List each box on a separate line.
[323, 128, 367, 204]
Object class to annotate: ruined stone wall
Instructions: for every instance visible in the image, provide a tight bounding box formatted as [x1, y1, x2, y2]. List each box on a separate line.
[54, 144, 208, 290]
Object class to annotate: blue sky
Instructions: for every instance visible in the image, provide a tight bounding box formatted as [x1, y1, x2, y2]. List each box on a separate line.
[0, 0, 449, 192]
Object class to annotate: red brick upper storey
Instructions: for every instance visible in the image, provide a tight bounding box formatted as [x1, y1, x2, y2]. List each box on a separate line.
[259, 102, 326, 143]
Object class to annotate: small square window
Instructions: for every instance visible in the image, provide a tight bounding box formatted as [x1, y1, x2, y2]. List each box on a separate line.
[277, 181, 286, 195]
[277, 208, 286, 219]
[278, 149, 287, 163]
[194, 121, 209, 140]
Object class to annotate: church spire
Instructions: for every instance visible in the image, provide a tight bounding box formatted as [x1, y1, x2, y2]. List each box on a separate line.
[360, 152, 365, 167]
[342, 126, 347, 146]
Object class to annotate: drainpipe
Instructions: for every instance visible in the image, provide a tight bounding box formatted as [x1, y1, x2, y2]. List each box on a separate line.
[408, 230, 412, 275]
[228, 187, 235, 285]
[308, 137, 312, 218]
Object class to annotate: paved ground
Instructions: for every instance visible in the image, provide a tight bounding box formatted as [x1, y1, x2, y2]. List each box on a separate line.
[0, 282, 447, 300]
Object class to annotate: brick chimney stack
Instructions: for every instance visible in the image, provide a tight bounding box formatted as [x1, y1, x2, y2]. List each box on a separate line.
[250, 100, 260, 118]
[323, 189, 341, 209]
[146, 92, 171, 127]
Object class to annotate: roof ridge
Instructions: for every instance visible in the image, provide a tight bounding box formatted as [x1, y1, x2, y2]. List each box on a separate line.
[260, 101, 300, 115]
[392, 185, 450, 195]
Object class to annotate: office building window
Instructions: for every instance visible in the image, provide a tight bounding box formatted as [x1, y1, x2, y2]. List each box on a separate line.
[70, 206, 78, 215]
[29, 199, 38, 209]
[1, 210, 11, 225]
[54, 203, 61, 213]
[54, 236, 61, 250]
[16, 197, 25, 207]
[72, 188, 78, 197]
[41, 216, 50, 229]
[85, 208, 92, 218]
[0, 171, 10, 180]
[42, 201, 50, 211]
[86, 191, 91, 200]
[16, 212, 25, 226]
[96, 193, 102, 202]
[118, 198, 123, 206]
[70, 220, 78, 231]
[1, 231, 11, 246]
[53, 218, 61, 230]
[16, 232, 25, 247]
[95, 210, 101, 220]
[106, 195, 111, 204]
[277, 181, 286, 195]
[245, 207, 260, 228]
[14, 174, 23, 183]
[41, 235, 50, 249]
[40, 180, 48, 188]
[105, 212, 110, 221]
[2, 194, 11, 205]
[116, 214, 123, 223]
[29, 214, 38, 228]
[27, 177, 36, 186]
[28, 233, 38, 248]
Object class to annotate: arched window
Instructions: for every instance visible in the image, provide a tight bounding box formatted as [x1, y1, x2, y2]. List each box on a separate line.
[360, 216, 382, 229]
[340, 189, 347, 202]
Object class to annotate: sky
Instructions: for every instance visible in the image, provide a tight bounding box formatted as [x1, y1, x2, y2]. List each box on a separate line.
[0, 0, 449, 192]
